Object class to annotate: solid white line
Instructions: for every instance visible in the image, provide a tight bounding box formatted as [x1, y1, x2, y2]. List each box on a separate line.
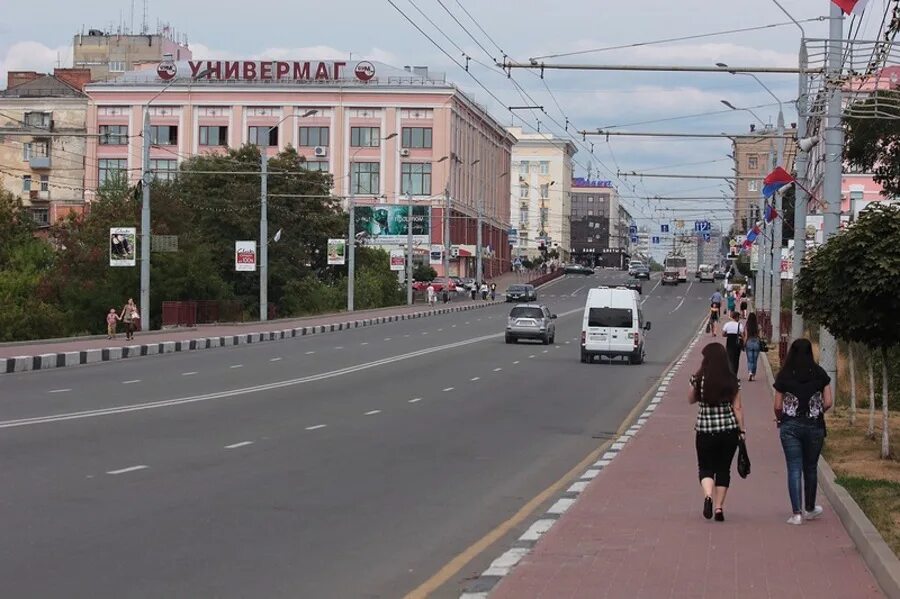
[305, 351, 316, 355]
[107, 465, 148, 475]
[364, 410, 381, 416]
[513, 360, 520, 364]
[225, 441, 254, 449]
[493, 368, 502, 372]
[408, 398, 422, 403]
[48, 388, 71, 393]
[229, 364, 243, 369]
[360, 342, 369, 346]
[269, 357, 283, 362]
[669, 281, 694, 313]
[443, 387, 455, 392]
[641, 279, 662, 306]
[571, 286, 585, 297]
[182, 371, 197, 376]
[305, 424, 327, 431]
[470, 377, 480, 381]
[122, 379, 141, 384]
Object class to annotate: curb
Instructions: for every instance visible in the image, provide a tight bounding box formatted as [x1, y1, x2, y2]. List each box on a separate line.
[3, 301, 502, 376]
[459, 326, 705, 598]
[762, 354, 900, 599]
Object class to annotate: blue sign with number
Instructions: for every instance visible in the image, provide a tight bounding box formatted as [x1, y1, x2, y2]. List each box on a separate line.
[652, 236, 660, 244]
[630, 235, 639, 243]
[660, 224, 669, 233]
[629, 225, 637, 235]
[694, 220, 712, 232]
[702, 232, 711, 242]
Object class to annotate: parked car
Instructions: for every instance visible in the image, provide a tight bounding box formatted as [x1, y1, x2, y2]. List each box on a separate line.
[506, 304, 557, 345]
[632, 265, 651, 280]
[460, 277, 477, 291]
[505, 284, 537, 302]
[412, 277, 457, 293]
[564, 264, 592, 275]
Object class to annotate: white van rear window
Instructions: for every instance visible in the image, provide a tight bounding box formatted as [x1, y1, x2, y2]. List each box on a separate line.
[588, 308, 632, 328]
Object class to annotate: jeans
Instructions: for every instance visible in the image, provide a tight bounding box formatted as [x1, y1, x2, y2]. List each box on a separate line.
[696, 430, 739, 488]
[779, 419, 825, 514]
[745, 338, 760, 375]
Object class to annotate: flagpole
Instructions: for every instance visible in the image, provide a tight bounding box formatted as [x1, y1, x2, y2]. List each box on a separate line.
[771, 108, 786, 343]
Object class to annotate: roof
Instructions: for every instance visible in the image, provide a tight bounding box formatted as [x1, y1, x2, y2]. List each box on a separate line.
[1, 75, 85, 98]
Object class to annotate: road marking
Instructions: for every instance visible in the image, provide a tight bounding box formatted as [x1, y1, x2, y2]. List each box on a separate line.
[470, 377, 480, 381]
[384, 338, 392, 341]
[437, 328, 444, 332]
[122, 379, 141, 384]
[443, 387, 455, 392]
[229, 364, 243, 369]
[451, 325, 457, 328]
[493, 368, 502, 372]
[182, 371, 197, 376]
[107, 465, 148, 475]
[529, 355, 536, 359]
[421, 332, 428, 335]
[571, 286, 585, 296]
[555, 345, 561, 349]
[669, 281, 694, 313]
[364, 410, 381, 416]
[408, 398, 422, 403]
[513, 360, 520, 365]
[269, 357, 283, 362]
[465, 322, 470, 325]
[360, 342, 369, 346]
[225, 441, 254, 449]
[305, 351, 316, 355]
[48, 388, 71, 393]
[641, 279, 662, 306]
[305, 424, 327, 431]
[335, 346, 344, 350]
[565, 341, 571, 345]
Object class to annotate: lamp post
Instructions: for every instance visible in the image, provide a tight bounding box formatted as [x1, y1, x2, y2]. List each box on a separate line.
[140, 63, 211, 330]
[720, 100, 766, 127]
[469, 159, 482, 284]
[442, 153, 462, 284]
[259, 109, 318, 322]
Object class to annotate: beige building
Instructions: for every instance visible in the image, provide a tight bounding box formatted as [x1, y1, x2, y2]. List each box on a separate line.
[507, 127, 576, 259]
[0, 69, 91, 226]
[73, 28, 191, 81]
[731, 122, 798, 232]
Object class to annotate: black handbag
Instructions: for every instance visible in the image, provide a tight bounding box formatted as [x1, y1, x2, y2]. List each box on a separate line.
[737, 438, 751, 479]
[759, 339, 769, 353]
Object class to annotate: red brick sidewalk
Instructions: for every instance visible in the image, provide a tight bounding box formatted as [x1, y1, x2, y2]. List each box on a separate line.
[489, 333, 883, 598]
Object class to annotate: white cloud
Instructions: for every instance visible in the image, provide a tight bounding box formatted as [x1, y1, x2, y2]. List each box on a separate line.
[0, 41, 72, 87]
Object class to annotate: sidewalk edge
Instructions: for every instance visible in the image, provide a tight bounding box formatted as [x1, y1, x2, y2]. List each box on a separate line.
[762, 353, 900, 599]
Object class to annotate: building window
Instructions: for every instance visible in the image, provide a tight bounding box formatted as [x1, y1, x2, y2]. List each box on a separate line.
[587, 196, 594, 203]
[587, 210, 594, 216]
[539, 161, 550, 175]
[351, 126, 381, 147]
[248, 126, 278, 146]
[301, 160, 329, 172]
[109, 60, 126, 72]
[748, 180, 759, 192]
[22, 175, 32, 192]
[351, 162, 380, 194]
[149, 159, 178, 181]
[99, 106, 129, 116]
[519, 208, 528, 223]
[149, 125, 178, 145]
[299, 126, 329, 147]
[98, 159, 128, 185]
[246, 107, 279, 117]
[519, 183, 529, 199]
[99, 125, 129, 145]
[540, 183, 550, 199]
[199, 126, 228, 146]
[32, 207, 50, 226]
[198, 107, 229, 117]
[748, 154, 758, 169]
[401, 127, 433, 149]
[39, 175, 49, 192]
[24, 111, 51, 128]
[400, 162, 432, 195]
[518, 161, 529, 175]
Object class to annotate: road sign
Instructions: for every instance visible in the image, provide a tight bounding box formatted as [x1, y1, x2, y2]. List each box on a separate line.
[693, 220, 712, 232]
[660, 224, 670, 233]
[652, 236, 660, 244]
[628, 225, 637, 235]
[702, 232, 711, 242]
[630, 235, 639, 243]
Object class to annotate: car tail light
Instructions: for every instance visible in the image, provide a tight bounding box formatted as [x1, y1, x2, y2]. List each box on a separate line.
[634, 332, 640, 348]
[580, 331, 586, 346]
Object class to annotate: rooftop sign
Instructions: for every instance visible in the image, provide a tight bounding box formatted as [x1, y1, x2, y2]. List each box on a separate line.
[157, 59, 377, 82]
[572, 178, 613, 188]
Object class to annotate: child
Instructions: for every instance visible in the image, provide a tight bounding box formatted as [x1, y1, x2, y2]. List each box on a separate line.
[107, 308, 121, 339]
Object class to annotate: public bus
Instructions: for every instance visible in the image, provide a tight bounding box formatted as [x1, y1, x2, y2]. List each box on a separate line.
[664, 254, 689, 283]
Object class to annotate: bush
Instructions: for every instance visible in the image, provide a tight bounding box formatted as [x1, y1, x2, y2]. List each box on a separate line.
[413, 264, 437, 282]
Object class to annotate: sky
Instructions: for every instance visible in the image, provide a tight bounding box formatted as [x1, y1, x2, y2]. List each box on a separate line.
[0, 0, 884, 233]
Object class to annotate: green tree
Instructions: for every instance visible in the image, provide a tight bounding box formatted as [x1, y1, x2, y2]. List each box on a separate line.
[795, 204, 900, 458]
[845, 90, 900, 197]
[413, 264, 437, 282]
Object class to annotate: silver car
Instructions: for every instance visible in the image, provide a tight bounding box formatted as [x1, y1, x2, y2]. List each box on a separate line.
[505, 304, 557, 345]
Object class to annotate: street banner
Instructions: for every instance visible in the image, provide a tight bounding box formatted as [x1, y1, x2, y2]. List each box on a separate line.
[750, 244, 759, 271]
[354, 204, 431, 246]
[109, 227, 136, 267]
[429, 244, 442, 265]
[235, 241, 257, 272]
[389, 249, 405, 271]
[327, 238, 346, 265]
[781, 247, 793, 280]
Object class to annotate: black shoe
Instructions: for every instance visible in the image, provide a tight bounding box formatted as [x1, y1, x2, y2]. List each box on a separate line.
[703, 496, 713, 520]
[714, 509, 725, 522]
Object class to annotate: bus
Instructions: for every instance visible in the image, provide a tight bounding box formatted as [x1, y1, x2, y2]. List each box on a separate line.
[664, 254, 688, 283]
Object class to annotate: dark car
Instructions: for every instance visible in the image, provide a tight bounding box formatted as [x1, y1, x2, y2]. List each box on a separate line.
[564, 264, 592, 275]
[632, 265, 650, 280]
[505, 284, 537, 302]
[624, 280, 643, 294]
[713, 269, 726, 280]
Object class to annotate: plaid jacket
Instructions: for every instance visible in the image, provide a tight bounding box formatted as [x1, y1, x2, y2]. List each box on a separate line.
[691, 374, 739, 433]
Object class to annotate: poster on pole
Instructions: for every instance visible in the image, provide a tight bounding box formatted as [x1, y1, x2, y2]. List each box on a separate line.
[327, 238, 346, 265]
[389, 249, 405, 271]
[109, 227, 137, 267]
[429, 244, 442, 265]
[749, 244, 759, 271]
[235, 241, 257, 272]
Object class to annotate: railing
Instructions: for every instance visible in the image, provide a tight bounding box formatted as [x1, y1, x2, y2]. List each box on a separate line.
[162, 300, 274, 327]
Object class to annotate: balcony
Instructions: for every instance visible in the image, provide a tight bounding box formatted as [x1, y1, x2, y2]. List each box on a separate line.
[29, 190, 50, 201]
[28, 155, 51, 169]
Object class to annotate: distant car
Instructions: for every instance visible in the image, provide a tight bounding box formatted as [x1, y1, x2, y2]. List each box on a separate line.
[713, 269, 726, 280]
[505, 284, 537, 302]
[412, 277, 457, 293]
[460, 277, 477, 291]
[624, 280, 643, 294]
[699, 265, 715, 282]
[565, 264, 592, 275]
[628, 261, 645, 276]
[506, 304, 557, 345]
[661, 271, 679, 285]
[632, 265, 651, 280]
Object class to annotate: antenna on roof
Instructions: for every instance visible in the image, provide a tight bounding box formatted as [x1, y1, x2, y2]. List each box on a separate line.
[141, 0, 148, 34]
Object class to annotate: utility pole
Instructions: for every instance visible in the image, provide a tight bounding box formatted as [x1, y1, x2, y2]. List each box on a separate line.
[259, 145, 269, 322]
[771, 108, 786, 341]
[348, 195, 355, 312]
[758, 145, 774, 313]
[443, 187, 451, 280]
[140, 107, 151, 330]
[406, 192, 414, 305]
[820, 1, 844, 392]
[792, 41, 810, 342]
[476, 196, 483, 284]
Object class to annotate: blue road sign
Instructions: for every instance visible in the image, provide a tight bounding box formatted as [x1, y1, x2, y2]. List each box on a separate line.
[630, 235, 639, 243]
[694, 220, 712, 232]
[652, 236, 660, 244]
[660, 224, 670, 233]
[628, 225, 638, 235]
[702, 232, 711, 242]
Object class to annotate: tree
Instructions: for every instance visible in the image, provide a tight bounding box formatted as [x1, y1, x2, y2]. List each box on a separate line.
[413, 264, 437, 282]
[845, 90, 900, 197]
[795, 204, 900, 458]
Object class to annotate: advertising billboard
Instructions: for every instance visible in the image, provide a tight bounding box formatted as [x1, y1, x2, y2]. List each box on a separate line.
[389, 249, 405, 271]
[429, 244, 443, 265]
[235, 241, 257, 272]
[327, 238, 346, 265]
[354, 205, 431, 246]
[109, 227, 137, 267]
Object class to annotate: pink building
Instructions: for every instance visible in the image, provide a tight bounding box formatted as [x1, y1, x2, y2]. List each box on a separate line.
[83, 59, 514, 276]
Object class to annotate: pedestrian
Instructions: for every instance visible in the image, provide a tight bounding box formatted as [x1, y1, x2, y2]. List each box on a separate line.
[106, 307, 121, 340]
[726, 290, 736, 314]
[480, 281, 488, 300]
[740, 294, 749, 319]
[470, 282, 478, 301]
[742, 312, 761, 381]
[774, 338, 833, 525]
[722, 311, 744, 377]
[120, 298, 139, 341]
[709, 289, 722, 336]
[490, 282, 497, 301]
[427, 282, 436, 307]
[441, 286, 449, 304]
[689, 343, 745, 522]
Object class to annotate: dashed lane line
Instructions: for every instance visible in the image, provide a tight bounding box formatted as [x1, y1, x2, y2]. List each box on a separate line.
[269, 357, 283, 362]
[443, 387, 455, 392]
[364, 410, 382, 416]
[224, 441, 254, 449]
[305, 424, 327, 431]
[470, 377, 480, 381]
[493, 368, 502, 372]
[182, 372, 197, 376]
[122, 379, 141, 384]
[408, 398, 422, 403]
[48, 388, 71, 393]
[107, 465, 148, 475]
[229, 364, 243, 369]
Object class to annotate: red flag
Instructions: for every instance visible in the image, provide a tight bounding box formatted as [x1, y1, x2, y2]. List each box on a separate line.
[832, 0, 868, 15]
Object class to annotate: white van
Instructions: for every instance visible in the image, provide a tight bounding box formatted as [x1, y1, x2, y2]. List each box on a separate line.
[580, 287, 651, 364]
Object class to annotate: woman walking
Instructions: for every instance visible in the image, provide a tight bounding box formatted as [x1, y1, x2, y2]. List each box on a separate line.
[120, 298, 139, 341]
[774, 339, 833, 525]
[742, 312, 761, 381]
[722, 311, 743, 376]
[689, 343, 745, 522]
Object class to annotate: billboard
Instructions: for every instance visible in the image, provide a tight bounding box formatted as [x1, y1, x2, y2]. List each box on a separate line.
[389, 249, 405, 271]
[235, 241, 257, 272]
[327, 238, 346, 265]
[109, 227, 136, 267]
[429, 244, 443, 265]
[354, 205, 431, 246]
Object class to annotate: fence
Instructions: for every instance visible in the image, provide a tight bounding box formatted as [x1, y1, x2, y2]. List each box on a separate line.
[161, 300, 275, 327]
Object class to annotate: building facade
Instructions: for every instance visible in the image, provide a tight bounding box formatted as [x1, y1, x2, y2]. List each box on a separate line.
[73, 28, 192, 81]
[0, 69, 91, 226]
[731, 122, 798, 232]
[507, 127, 576, 259]
[83, 58, 514, 276]
[569, 178, 627, 266]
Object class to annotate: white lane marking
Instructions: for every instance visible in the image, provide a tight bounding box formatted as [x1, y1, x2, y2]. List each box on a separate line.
[408, 398, 422, 403]
[641, 279, 662, 306]
[0, 310, 589, 430]
[669, 281, 694, 313]
[335, 346, 344, 350]
[404, 334, 411, 338]
[437, 328, 444, 332]
[451, 325, 457, 328]
[225, 441, 254, 449]
[542, 350, 549, 354]
[229, 364, 243, 369]
[571, 286, 585, 297]
[122, 379, 141, 384]
[529, 355, 536, 359]
[182, 371, 197, 376]
[565, 341, 571, 345]
[364, 410, 382, 416]
[305, 424, 327, 431]
[48, 388, 71, 393]
[269, 357, 283, 362]
[493, 368, 502, 372]
[421, 332, 428, 335]
[360, 342, 369, 346]
[443, 387, 455, 392]
[384, 338, 392, 341]
[470, 377, 480, 381]
[305, 351, 316, 355]
[107, 465, 148, 475]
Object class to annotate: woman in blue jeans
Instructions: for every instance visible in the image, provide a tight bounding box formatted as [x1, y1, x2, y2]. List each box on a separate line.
[773, 339, 833, 525]
[742, 312, 761, 381]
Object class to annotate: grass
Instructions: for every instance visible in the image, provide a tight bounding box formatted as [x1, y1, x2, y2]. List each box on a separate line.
[833, 476, 900, 557]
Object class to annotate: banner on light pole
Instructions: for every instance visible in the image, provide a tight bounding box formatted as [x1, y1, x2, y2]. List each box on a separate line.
[429, 244, 442, 265]
[390, 249, 405, 271]
[327, 238, 346, 265]
[235, 241, 257, 272]
[109, 227, 137, 267]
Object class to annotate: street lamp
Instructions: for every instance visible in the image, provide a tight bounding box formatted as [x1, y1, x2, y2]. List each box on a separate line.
[721, 99, 766, 127]
[347, 131, 398, 312]
[405, 154, 451, 305]
[259, 109, 319, 321]
[140, 63, 212, 330]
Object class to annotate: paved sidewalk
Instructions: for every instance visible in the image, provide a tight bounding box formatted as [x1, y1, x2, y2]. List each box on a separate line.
[487, 333, 883, 598]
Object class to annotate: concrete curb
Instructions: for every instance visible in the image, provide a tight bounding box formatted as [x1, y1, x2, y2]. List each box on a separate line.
[762, 353, 900, 599]
[3, 301, 502, 376]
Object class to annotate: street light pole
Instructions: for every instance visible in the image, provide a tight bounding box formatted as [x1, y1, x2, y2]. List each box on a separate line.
[792, 41, 810, 342]
[406, 191, 414, 305]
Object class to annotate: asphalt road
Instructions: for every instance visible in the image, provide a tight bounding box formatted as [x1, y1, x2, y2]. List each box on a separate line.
[0, 272, 716, 598]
